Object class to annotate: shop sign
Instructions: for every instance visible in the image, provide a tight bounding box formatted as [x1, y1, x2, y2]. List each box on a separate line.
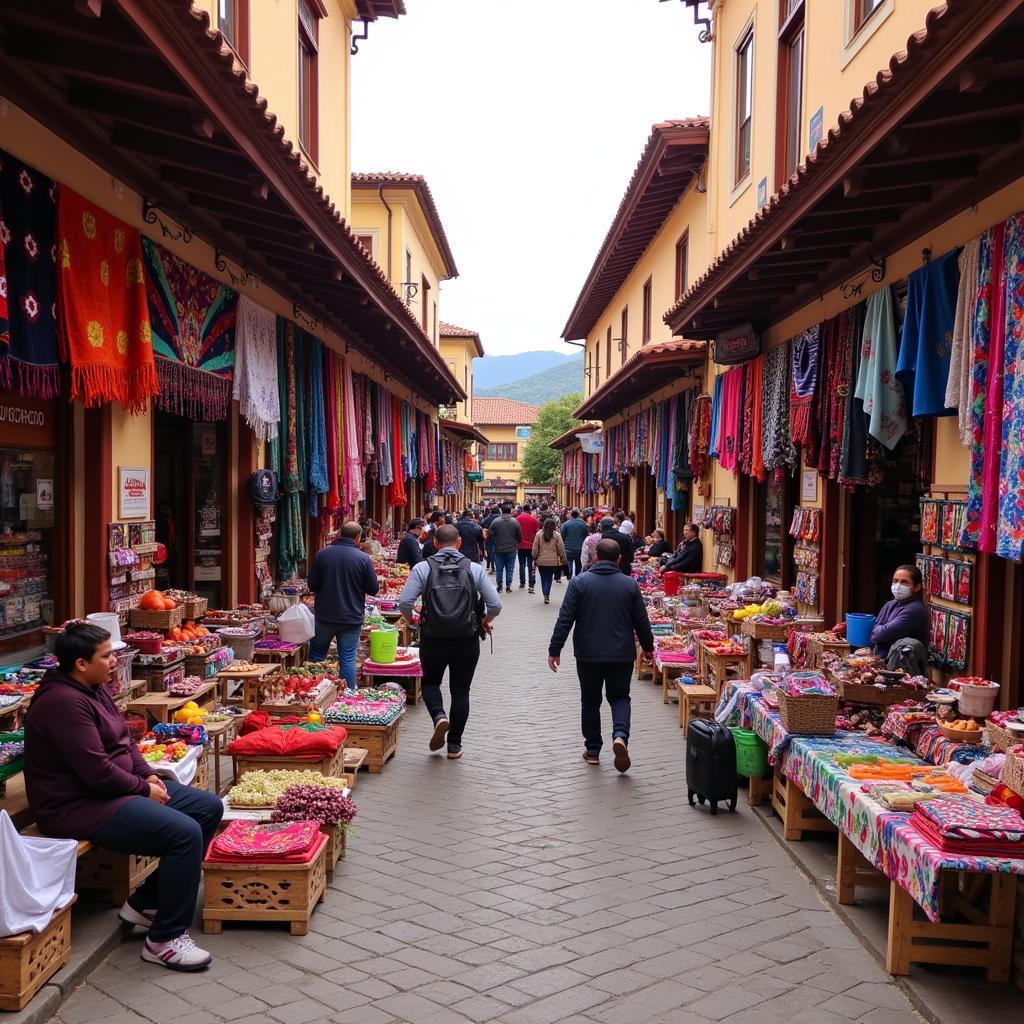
[466, 471, 484, 482]
[119, 466, 150, 519]
[515, 426, 532, 439]
[0, 394, 55, 447]
[714, 324, 761, 365]
[809, 105, 824, 153]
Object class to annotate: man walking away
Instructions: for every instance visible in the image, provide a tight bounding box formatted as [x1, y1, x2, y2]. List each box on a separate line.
[516, 504, 541, 592]
[547, 539, 654, 772]
[396, 518, 425, 567]
[488, 504, 522, 593]
[399, 525, 501, 759]
[307, 521, 380, 689]
[602, 516, 634, 576]
[456, 509, 485, 563]
[560, 508, 589, 579]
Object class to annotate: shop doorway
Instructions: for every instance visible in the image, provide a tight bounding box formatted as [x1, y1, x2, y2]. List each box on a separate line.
[154, 412, 227, 607]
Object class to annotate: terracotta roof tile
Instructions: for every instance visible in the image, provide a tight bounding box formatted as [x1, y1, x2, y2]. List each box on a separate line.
[473, 398, 541, 426]
[439, 321, 484, 357]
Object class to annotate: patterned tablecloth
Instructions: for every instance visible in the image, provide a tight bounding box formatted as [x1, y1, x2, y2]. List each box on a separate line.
[360, 658, 422, 677]
[739, 688, 1024, 921]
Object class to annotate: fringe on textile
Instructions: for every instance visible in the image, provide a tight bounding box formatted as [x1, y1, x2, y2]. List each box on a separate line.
[70, 362, 159, 414]
[155, 357, 230, 421]
[239, 396, 279, 441]
[0, 357, 62, 400]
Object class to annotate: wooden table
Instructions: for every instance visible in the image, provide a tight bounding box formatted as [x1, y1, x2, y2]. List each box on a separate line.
[127, 680, 218, 725]
[253, 643, 305, 670]
[204, 712, 251, 795]
[215, 664, 281, 707]
[696, 640, 752, 697]
[676, 682, 716, 731]
[806, 635, 850, 669]
[658, 657, 696, 704]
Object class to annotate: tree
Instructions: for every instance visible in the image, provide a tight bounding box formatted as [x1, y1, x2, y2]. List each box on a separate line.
[519, 393, 584, 485]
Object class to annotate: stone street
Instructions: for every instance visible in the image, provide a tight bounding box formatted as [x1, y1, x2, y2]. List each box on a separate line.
[50, 582, 919, 1024]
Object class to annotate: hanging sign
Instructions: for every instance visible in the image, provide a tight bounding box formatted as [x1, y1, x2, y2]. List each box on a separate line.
[713, 324, 761, 365]
[119, 466, 150, 519]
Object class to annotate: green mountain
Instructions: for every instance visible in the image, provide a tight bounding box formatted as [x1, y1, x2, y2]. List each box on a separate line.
[476, 356, 583, 405]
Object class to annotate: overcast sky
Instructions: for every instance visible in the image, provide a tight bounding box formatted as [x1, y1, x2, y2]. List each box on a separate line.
[351, 0, 711, 357]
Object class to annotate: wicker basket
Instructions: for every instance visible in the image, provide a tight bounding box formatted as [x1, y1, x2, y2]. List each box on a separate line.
[986, 720, 1019, 752]
[217, 630, 258, 660]
[129, 606, 184, 630]
[1000, 749, 1024, 797]
[740, 619, 796, 642]
[184, 597, 208, 620]
[776, 691, 838, 736]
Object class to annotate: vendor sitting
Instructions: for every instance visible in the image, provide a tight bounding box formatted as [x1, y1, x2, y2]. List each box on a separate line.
[870, 564, 929, 661]
[24, 623, 223, 972]
[660, 523, 703, 574]
[644, 529, 670, 559]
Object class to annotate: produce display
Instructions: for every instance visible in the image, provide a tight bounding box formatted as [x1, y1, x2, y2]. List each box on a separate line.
[227, 769, 350, 807]
[254, 637, 299, 652]
[168, 675, 207, 697]
[0, 736, 25, 765]
[138, 737, 188, 763]
[138, 589, 181, 611]
[271, 784, 357, 827]
[732, 599, 785, 621]
[167, 621, 212, 644]
[223, 660, 262, 673]
[172, 700, 207, 724]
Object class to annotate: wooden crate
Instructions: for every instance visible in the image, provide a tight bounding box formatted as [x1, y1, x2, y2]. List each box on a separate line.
[193, 749, 210, 791]
[138, 661, 185, 693]
[0, 896, 76, 1011]
[340, 717, 402, 773]
[201, 836, 328, 936]
[129, 606, 183, 630]
[322, 821, 347, 879]
[76, 848, 158, 906]
[233, 744, 344, 783]
[771, 771, 837, 842]
[342, 748, 367, 789]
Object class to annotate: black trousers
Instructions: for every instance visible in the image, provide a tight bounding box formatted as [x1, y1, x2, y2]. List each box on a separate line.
[419, 635, 481, 747]
[575, 661, 632, 753]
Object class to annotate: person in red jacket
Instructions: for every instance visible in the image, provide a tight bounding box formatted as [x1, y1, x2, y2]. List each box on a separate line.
[516, 503, 541, 593]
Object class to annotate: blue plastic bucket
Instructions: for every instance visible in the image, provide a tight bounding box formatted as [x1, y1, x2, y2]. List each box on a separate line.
[845, 613, 876, 649]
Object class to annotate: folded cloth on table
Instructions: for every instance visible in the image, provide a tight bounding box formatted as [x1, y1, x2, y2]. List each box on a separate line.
[909, 812, 1024, 857]
[209, 819, 321, 861]
[226, 723, 347, 758]
[914, 796, 1024, 844]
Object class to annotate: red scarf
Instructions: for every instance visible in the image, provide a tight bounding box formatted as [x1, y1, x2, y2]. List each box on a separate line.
[389, 395, 407, 507]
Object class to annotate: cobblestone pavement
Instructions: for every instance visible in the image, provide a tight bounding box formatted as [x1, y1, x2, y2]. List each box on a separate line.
[51, 580, 921, 1024]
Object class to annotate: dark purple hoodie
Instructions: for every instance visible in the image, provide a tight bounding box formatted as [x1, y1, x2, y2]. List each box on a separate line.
[870, 597, 929, 659]
[24, 669, 152, 839]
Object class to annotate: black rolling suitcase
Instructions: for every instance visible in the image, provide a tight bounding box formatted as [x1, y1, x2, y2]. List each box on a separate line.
[686, 719, 737, 814]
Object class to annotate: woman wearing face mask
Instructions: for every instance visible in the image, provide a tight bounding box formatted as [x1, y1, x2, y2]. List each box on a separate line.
[869, 564, 929, 660]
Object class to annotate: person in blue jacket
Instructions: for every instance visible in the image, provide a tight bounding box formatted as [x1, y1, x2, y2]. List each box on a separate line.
[870, 564, 929, 659]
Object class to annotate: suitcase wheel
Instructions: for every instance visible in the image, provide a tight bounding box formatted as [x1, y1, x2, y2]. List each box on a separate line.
[697, 794, 706, 805]
[729, 797, 737, 813]
[687, 790, 695, 806]
[710, 801, 718, 816]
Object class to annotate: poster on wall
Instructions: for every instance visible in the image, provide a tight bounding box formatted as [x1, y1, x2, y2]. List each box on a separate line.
[119, 466, 150, 519]
[800, 470, 818, 503]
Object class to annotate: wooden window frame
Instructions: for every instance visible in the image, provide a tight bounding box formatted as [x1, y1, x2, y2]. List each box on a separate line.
[620, 306, 629, 365]
[421, 275, 430, 331]
[354, 232, 375, 259]
[775, 0, 805, 190]
[852, 0, 884, 36]
[674, 231, 689, 300]
[486, 443, 518, 462]
[297, 0, 320, 165]
[605, 326, 612, 381]
[735, 27, 754, 185]
[641, 278, 653, 346]
[219, 0, 250, 66]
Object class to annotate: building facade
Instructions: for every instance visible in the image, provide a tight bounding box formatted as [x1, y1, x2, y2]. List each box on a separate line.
[473, 398, 541, 506]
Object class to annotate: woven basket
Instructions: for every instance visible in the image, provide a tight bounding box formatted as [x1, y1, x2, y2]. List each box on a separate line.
[124, 632, 163, 655]
[777, 691, 838, 736]
[740, 619, 795, 642]
[1000, 749, 1024, 797]
[184, 597, 208, 619]
[986, 721, 1017, 752]
[129, 606, 183, 630]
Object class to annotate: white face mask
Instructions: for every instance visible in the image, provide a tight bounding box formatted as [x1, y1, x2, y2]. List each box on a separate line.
[891, 583, 913, 600]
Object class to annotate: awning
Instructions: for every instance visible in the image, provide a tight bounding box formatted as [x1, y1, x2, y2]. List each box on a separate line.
[573, 340, 706, 420]
[665, 0, 1024, 339]
[0, 0, 463, 405]
[439, 418, 489, 447]
[548, 422, 599, 451]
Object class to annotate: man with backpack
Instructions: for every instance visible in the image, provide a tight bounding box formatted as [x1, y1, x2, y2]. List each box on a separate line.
[399, 524, 501, 760]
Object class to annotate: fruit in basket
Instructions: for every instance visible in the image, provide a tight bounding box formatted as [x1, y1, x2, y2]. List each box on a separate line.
[140, 590, 168, 611]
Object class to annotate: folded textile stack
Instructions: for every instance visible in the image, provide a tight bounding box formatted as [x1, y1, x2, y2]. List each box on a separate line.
[323, 694, 404, 726]
[777, 672, 836, 698]
[206, 820, 327, 864]
[909, 797, 1024, 857]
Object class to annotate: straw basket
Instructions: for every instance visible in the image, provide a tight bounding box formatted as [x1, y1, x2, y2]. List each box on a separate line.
[776, 691, 837, 736]
[1000, 748, 1024, 797]
[839, 681, 926, 707]
[740, 619, 795, 643]
[986, 721, 1017, 752]
[129, 606, 183, 630]
[183, 597, 208, 619]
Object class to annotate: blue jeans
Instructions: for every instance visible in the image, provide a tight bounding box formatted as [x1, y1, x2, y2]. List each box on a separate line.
[538, 565, 556, 597]
[494, 550, 516, 589]
[90, 780, 223, 942]
[310, 621, 361, 689]
[576, 661, 632, 753]
[564, 550, 583, 578]
[486, 537, 496, 570]
[517, 549, 536, 587]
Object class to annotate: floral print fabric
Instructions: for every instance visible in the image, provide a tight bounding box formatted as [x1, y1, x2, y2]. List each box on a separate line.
[762, 342, 795, 472]
[855, 285, 907, 450]
[997, 212, 1024, 561]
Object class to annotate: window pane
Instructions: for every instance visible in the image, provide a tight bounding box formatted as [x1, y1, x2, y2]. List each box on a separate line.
[219, 0, 235, 45]
[736, 33, 753, 181]
[785, 30, 804, 177]
[761, 477, 784, 579]
[298, 41, 309, 150]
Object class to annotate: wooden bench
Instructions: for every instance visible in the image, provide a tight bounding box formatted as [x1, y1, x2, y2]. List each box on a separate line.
[677, 682, 716, 731]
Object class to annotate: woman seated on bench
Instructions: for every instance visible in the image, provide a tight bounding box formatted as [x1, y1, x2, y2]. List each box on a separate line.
[24, 623, 223, 972]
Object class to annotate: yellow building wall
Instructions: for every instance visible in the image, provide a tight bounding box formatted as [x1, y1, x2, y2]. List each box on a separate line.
[479, 423, 528, 503]
[440, 339, 475, 424]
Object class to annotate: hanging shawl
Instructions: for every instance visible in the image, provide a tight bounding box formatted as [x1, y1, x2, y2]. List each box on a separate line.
[0, 202, 6, 346]
[0, 150, 60, 396]
[267, 319, 286, 478]
[324, 347, 340, 513]
[306, 335, 328, 513]
[718, 367, 743, 472]
[274, 321, 305, 578]
[947, 237, 983, 445]
[813, 311, 854, 478]
[762, 343, 795, 473]
[997, 212, 1024, 561]
[855, 287, 906, 450]
[672, 390, 692, 483]
[341, 357, 364, 506]
[790, 326, 819, 449]
[56, 186, 157, 412]
[841, 302, 881, 488]
[689, 393, 711, 480]
[142, 237, 237, 420]
[749, 355, 765, 482]
[979, 224, 1008, 554]
[739, 362, 754, 476]
[233, 296, 280, 441]
[709, 373, 724, 457]
[389, 395, 407, 506]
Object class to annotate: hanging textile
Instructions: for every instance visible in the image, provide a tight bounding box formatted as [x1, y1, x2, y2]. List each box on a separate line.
[55, 186, 156, 412]
[947, 237, 982, 446]
[896, 250, 960, 418]
[738, 362, 754, 477]
[306, 335, 328, 513]
[980, 227, 1009, 554]
[324, 347, 340, 514]
[855, 286, 906, 450]
[0, 150, 60, 396]
[709, 373, 723, 458]
[717, 367, 743, 472]
[790, 326, 820, 450]
[997, 212, 1024, 561]
[142, 237, 237, 420]
[841, 303, 880, 488]
[389, 395, 406, 506]
[233, 296, 280, 441]
[672, 390, 692, 484]
[813, 310, 855, 479]
[749, 355, 765, 482]
[276, 320, 305, 579]
[689, 393, 711, 481]
[0, 208, 7, 346]
[341, 358, 364, 505]
[762, 343, 795, 473]
[962, 226, 997, 549]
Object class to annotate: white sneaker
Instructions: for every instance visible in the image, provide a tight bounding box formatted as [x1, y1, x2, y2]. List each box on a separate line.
[118, 902, 156, 928]
[141, 931, 212, 971]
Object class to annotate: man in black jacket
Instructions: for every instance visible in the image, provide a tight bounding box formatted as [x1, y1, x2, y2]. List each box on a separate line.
[601, 518, 634, 576]
[396, 518, 425, 566]
[547, 539, 654, 772]
[308, 522, 380, 688]
[661, 523, 703, 575]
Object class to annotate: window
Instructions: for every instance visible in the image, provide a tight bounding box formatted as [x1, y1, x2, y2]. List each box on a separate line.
[297, 0, 320, 163]
[852, 0, 883, 34]
[605, 326, 612, 381]
[620, 307, 628, 365]
[403, 249, 413, 303]
[641, 278, 652, 346]
[755, 473, 794, 584]
[776, 0, 805, 187]
[354, 233, 375, 259]
[735, 28, 754, 184]
[675, 232, 689, 300]
[486, 444, 517, 462]
[433, 302, 438, 343]
[218, 0, 250, 65]
[421, 275, 430, 330]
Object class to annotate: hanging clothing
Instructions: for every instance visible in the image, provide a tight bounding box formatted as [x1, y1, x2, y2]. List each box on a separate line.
[323, 347, 340, 514]
[738, 362, 754, 476]
[56, 186, 157, 412]
[896, 250, 960, 418]
[841, 303, 879, 488]
[980, 228, 1009, 554]
[749, 356, 765, 482]
[142, 237, 238, 420]
[762, 343, 795, 473]
[306, 335, 328, 512]
[341, 358, 363, 505]
[855, 285, 906, 450]
[0, 150, 60, 396]
[389, 396, 406, 506]
[233, 296, 280, 441]
[997, 213, 1024, 561]
[709, 373, 723, 458]
[689, 393, 712, 481]
[946, 237, 982, 445]
[717, 367, 743, 472]
[789, 326, 819, 451]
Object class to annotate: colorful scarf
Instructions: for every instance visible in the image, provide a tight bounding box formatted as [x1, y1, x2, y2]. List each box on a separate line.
[750, 355, 765, 482]
[389, 395, 406, 506]
[739, 362, 754, 476]
[997, 212, 1024, 561]
[980, 224, 1008, 553]
[0, 212, 7, 346]
[762, 343, 795, 473]
[854, 286, 906, 451]
[306, 335, 328, 512]
[56, 186, 156, 413]
[324, 348, 340, 514]
[142, 237, 238, 420]
[0, 150, 60, 396]
[689, 393, 711, 480]
[718, 367, 743, 472]
[790, 326, 819, 450]
[233, 297, 280, 441]
[342, 357, 364, 504]
[709, 373, 723, 457]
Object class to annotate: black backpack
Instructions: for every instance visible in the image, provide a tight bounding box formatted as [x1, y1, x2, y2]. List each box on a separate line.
[421, 555, 479, 638]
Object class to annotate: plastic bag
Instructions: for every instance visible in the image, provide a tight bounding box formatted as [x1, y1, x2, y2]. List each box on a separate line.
[0, 810, 77, 936]
[277, 603, 315, 643]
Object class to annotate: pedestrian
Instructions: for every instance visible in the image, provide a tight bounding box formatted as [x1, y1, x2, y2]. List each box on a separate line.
[421, 510, 445, 559]
[581, 516, 606, 569]
[602, 516, 634, 575]
[660, 523, 704, 574]
[307, 521, 381, 688]
[488, 504, 522, 593]
[399, 524, 501, 759]
[560, 508, 589, 578]
[396, 518, 425, 566]
[547, 539, 654, 772]
[455, 508, 485, 563]
[532, 517, 566, 605]
[516, 503, 541, 592]
[481, 505, 499, 572]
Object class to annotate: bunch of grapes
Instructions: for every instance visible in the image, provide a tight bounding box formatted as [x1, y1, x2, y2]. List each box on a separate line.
[271, 783, 357, 827]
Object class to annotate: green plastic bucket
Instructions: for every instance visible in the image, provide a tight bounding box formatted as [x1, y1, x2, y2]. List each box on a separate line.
[369, 626, 398, 664]
[729, 727, 770, 778]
